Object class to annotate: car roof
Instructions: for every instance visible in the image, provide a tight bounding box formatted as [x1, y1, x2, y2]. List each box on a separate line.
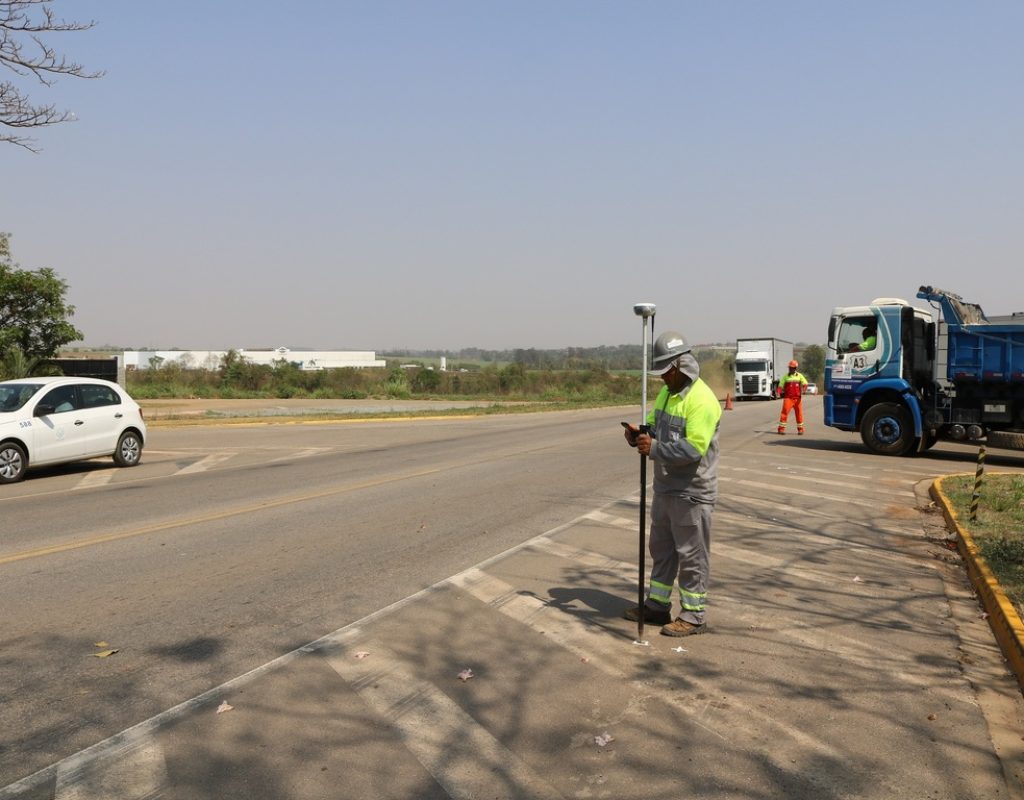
[0, 376, 120, 388]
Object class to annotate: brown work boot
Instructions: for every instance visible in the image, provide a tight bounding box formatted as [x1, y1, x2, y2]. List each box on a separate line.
[622, 605, 672, 625]
[660, 618, 707, 637]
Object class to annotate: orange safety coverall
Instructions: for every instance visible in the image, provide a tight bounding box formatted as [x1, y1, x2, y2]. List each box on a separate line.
[778, 371, 808, 434]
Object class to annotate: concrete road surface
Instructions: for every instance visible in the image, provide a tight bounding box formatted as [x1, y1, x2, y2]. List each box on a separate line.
[3, 399, 1024, 799]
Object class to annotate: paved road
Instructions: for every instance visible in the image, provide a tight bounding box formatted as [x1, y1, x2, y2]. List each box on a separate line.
[3, 399, 1024, 799]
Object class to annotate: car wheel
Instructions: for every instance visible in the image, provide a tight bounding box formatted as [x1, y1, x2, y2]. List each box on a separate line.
[0, 441, 28, 484]
[860, 402, 916, 456]
[113, 430, 143, 467]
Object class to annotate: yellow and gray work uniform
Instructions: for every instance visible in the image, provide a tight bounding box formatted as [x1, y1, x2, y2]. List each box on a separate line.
[643, 353, 722, 626]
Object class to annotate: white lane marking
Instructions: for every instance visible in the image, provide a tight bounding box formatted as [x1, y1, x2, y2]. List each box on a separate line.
[716, 487, 917, 528]
[54, 738, 166, 800]
[0, 500, 605, 800]
[723, 477, 910, 509]
[717, 492, 928, 541]
[586, 501, 935, 581]
[591, 492, 921, 543]
[584, 509, 635, 530]
[712, 593, 973, 705]
[709, 539, 932, 590]
[446, 566, 881, 778]
[322, 636, 565, 800]
[725, 465, 917, 496]
[267, 447, 332, 463]
[174, 451, 238, 475]
[527, 535, 969, 707]
[0, 469, 944, 800]
[73, 472, 114, 490]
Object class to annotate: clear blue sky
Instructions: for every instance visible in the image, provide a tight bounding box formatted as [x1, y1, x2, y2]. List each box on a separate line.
[4, 1, 1022, 351]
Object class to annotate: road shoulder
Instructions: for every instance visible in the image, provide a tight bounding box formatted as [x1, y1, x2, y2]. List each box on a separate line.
[922, 478, 1024, 795]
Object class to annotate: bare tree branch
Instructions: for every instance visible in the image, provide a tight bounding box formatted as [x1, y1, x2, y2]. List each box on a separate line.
[1, 1, 103, 151]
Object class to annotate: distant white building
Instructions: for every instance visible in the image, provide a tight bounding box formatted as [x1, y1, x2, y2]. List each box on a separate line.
[123, 347, 386, 371]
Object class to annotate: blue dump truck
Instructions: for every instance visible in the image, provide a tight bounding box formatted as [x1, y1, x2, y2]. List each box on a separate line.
[825, 286, 1024, 456]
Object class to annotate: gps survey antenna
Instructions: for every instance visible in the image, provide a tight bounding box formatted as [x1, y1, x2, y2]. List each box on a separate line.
[632, 302, 656, 641]
[633, 303, 656, 421]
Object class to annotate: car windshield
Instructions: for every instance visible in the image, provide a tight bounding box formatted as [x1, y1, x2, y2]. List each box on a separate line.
[0, 383, 41, 413]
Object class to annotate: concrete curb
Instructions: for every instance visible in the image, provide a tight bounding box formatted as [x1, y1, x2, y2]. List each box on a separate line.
[930, 477, 1024, 694]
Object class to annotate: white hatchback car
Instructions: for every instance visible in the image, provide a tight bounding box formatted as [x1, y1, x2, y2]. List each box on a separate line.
[0, 376, 147, 484]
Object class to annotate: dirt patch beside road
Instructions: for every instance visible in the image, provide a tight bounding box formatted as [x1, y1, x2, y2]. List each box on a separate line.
[139, 397, 524, 423]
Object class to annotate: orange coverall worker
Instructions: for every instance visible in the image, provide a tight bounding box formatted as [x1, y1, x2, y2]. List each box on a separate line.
[777, 366, 808, 434]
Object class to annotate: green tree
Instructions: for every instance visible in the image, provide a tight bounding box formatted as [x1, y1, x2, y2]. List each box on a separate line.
[411, 367, 441, 394]
[500, 362, 527, 392]
[0, 232, 83, 362]
[0, 344, 43, 379]
[800, 344, 826, 384]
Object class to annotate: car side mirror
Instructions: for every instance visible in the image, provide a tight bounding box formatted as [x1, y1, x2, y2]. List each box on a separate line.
[34, 404, 56, 417]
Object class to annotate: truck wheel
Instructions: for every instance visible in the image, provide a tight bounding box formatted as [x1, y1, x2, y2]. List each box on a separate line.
[987, 430, 1024, 451]
[861, 402, 916, 456]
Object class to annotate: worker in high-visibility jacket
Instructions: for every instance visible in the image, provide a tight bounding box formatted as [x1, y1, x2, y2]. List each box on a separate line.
[623, 330, 721, 637]
[777, 359, 808, 435]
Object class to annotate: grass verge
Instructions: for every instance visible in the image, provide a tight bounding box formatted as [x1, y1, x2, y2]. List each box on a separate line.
[939, 473, 1024, 617]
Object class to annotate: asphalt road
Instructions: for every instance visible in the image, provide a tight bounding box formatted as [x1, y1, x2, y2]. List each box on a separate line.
[2, 399, 1024, 798]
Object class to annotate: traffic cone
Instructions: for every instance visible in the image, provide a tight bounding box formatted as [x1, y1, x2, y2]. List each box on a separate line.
[724, 392, 733, 411]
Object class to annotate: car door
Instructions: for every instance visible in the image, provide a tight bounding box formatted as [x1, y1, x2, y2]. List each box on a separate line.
[76, 383, 126, 457]
[30, 385, 86, 466]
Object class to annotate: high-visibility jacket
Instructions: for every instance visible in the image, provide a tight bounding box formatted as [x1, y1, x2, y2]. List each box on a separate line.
[645, 374, 721, 504]
[778, 371, 808, 400]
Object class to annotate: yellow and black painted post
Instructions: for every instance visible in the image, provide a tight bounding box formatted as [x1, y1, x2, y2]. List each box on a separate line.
[970, 443, 986, 522]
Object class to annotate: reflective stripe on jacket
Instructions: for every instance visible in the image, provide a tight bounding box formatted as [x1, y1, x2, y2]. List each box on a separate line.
[645, 377, 721, 503]
[779, 371, 807, 400]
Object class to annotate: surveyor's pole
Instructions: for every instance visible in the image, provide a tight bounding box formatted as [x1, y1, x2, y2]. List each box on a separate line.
[633, 302, 656, 639]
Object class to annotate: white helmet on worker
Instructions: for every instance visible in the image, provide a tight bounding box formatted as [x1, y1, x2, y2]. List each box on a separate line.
[651, 331, 692, 375]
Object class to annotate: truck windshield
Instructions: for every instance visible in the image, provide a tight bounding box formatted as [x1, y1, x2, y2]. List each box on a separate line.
[735, 360, 768, 372]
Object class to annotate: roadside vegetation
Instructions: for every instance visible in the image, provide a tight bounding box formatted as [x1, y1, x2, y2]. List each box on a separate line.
[940, 473, 1024, 616]
[121, 345, 832, 415]
[1, 228, 825, 412]
[124, 348, 739, 408]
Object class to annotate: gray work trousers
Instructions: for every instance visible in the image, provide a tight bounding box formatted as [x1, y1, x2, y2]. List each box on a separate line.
[645, 493, 713, 625]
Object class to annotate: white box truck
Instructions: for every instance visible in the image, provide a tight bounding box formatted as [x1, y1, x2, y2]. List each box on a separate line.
[734, 338, 794, 400]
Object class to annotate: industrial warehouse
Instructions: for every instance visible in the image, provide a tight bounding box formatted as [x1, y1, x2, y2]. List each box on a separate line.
[121, 347, 387, 371]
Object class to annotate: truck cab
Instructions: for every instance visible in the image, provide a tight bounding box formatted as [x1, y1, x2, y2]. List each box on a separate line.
[735, 352, 774, 399]
[734, 338, 793, 400]
[825, 299, 935, 455]
[826, 286, 1024, 456]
